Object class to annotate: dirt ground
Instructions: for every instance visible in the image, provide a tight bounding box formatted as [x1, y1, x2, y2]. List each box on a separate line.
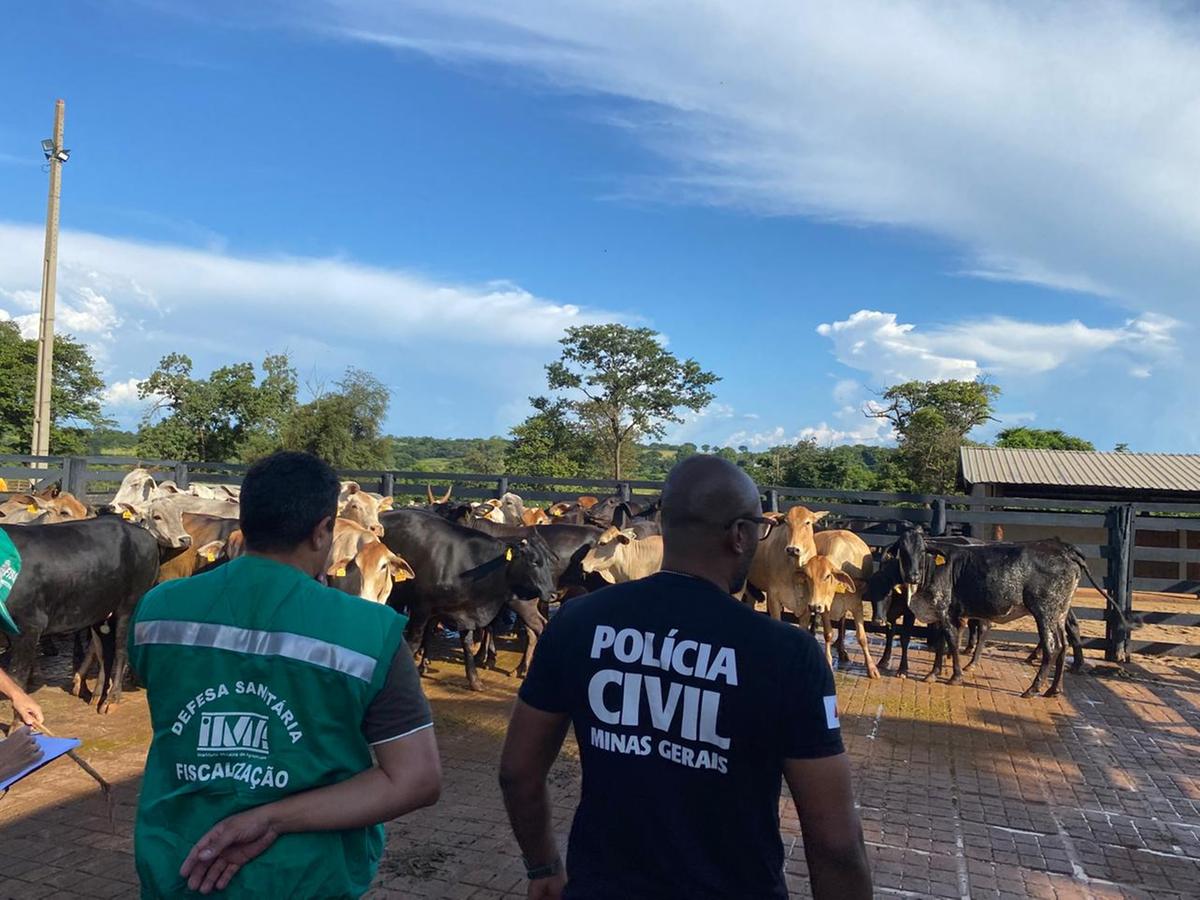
[1, 621, 1199, 899]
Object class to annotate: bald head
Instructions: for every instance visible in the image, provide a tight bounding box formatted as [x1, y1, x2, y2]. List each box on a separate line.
[662, 455, 761, 533]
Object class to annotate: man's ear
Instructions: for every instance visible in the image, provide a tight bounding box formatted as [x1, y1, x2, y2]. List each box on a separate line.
[311, 515, 335, 549]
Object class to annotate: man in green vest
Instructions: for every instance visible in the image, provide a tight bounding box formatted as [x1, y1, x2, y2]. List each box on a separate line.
[131, 451, 441, 898]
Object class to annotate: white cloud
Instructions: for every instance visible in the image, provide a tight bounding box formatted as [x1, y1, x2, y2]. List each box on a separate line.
[816, 309, 1178, 385]
[0, 221, 626, 432]
[292, 0, 1200, 315]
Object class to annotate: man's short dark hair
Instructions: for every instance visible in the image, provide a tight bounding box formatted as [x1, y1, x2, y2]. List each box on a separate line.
[240, 451, 339, 553]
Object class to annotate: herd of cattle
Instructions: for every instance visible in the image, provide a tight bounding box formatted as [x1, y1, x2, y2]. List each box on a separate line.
[0, 469, 1130, 715]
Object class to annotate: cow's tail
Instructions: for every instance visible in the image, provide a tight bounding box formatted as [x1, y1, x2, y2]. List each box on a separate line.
[1062, 542, 1142, 629]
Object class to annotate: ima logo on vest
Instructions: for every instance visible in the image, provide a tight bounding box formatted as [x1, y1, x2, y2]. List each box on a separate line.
[197, 712, 271, 756]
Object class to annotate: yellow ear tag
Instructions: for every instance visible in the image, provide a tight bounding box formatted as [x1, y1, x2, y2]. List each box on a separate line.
[335, 567, 347, 577]
[205, 551, 217, 563]
[26, 504, 38, 514]
[934, 554, 946, 566]
[835, 583, 848, 594]
[505, 548, 513, 562]
[393, 572, 407, 582]
[122, 510, 133, 520]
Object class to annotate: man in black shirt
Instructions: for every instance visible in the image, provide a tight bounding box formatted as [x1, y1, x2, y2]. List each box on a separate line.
[499, 455, 872, 899]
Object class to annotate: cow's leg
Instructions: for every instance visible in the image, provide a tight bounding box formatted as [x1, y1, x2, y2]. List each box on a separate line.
[1044, 621, 1068, 698]
[820, 610, 836, 670]
[99, 614, 131, 714]
[878, 623, 895, 672]
[461, 630, 484, 692]
[409, 615, 434, 675]
[897, 612, 914, 679]
[70, 632, 98, 700]
[923, 623, 947, 683]
[945, 621, 964, 685]
[835, 617, 850, 663]
[1022, 615, 1053, 698]
[1067, 610, 1086, 673]
[517, 626, 538, 678]
[963, 621, 991, 672]
[6, 632, 39, 724]
[473, 627, 492, 668]
[765, 582, 784, 620]
[852, 605, 880, 679]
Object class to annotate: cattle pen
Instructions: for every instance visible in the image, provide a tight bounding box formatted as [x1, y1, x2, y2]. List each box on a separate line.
[4, 451, 1199, 662]
[2, 451, 1200, 899]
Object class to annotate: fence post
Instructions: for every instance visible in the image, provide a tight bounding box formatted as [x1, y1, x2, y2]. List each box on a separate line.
[766, 488, 779, 513]
[497, 476, 509, 499]
[382, 472, 394, 498]
[930, 497, 947, 536]
[1104, 504, 1135, 663]
[619, 482, 632, 502]
[174, 462, 189, 490]
[66, 457, 89, 498]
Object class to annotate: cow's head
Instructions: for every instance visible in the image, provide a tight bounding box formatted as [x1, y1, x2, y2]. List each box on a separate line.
[585, 495, 624, 527]
[48, 491, 92, 521]
[122, 498, 192, 549]
[327, 541, 415, 604]
[109, 468, 157, 511]
[498, 492, 526, 525]
[779, 506, 829, 567]
[522, 507, 551, 526]
[803, 555, 860, 614]
[503, 532, 558, 605]
[865, 548, 905, 626]
[340, 489, 385, 537]
[580, 528, 635, 583]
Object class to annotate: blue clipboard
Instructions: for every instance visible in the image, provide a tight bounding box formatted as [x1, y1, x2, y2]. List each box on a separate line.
[0, 735, 81, 792]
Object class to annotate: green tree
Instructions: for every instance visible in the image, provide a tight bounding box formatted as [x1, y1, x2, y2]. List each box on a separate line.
[1114, 442, 1130, 453]
[995, 427, 1094, 451]
[0, 321, 111, 455]
[542, 324, 719, 479]
[462, 438, 508, 474]
[869, 379, 1000, 492]
[281, 368, 392, 469]
[507, 397, 596, 478]
[136, 353, 297, 462]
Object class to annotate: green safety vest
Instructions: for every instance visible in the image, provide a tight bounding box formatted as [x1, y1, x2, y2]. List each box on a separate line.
[130, 555, 409, 899]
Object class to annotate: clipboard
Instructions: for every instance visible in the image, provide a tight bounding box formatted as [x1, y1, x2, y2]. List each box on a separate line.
[0, 735, 81, 791]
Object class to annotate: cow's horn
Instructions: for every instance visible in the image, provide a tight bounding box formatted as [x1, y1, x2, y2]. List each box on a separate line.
[427, 485, 435, 505]
[439, 485, 452, 503]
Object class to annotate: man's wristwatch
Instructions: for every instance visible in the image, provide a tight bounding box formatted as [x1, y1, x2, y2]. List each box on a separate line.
[524, 856, 562, 880]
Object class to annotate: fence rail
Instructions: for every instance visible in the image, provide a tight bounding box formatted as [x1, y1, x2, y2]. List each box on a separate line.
[4, 453, 1200, 660]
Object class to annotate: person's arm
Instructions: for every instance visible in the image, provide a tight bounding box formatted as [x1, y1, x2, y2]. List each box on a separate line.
[180, 726, 441, 894]
[784, 754, 871, 899]
[499, 699, 570, 900]
[0, 667, 42, 727]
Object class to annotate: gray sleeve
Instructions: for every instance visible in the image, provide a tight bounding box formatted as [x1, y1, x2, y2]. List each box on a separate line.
[362, 647, 434, 745]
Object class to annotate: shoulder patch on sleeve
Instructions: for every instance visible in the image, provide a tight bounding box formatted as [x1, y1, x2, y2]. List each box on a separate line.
[823, 695, 840, 730]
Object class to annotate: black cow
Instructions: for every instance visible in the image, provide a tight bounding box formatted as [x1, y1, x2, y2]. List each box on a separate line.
[3, 516, 159, 714]
[584, 494, 659, 528]
[380, 509, 559, 691]
[612, 498, 662, 530]
[872, 529, 1122, 697]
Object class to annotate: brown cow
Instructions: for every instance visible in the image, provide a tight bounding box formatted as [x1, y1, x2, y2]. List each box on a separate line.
[800, 530, 878, 679]
[521, 508, 552, 526]
[0, 490, 92, 523]
[745, 506, 829, 620]
[581, 529, 663, 583]
[326, 518, 416, 603]
[338, 484, 392, 536]
[155, 513, 243, 583]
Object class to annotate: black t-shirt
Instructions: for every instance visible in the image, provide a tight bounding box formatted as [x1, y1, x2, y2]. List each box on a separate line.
[520, 572, 844, 900]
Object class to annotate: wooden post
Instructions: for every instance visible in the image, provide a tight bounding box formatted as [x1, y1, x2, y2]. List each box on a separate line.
[619, 482, 632, 502]
[174, 462, 189, 491]
[1104, 504, 1134, 663]
[930, 497, 947, 536]
[382, 472, 394, 498]
[766, 489, 779, 513]
[66, 457, 89, 499]
[497, 476, 509, 499]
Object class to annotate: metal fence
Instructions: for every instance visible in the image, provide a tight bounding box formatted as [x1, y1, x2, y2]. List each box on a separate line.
[4, 454, 1199, 660]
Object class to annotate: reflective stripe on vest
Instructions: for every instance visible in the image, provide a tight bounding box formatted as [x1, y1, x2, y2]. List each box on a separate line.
[134, 619, 378, 683]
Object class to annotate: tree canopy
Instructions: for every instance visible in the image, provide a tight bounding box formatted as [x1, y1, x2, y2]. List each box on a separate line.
[280, 368, 392, 469]
[995, 427, 1094, 451]
[0, 321, 110, 455]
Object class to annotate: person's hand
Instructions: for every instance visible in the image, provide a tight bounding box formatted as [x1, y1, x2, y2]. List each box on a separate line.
[180, 807, 280, 894]
[528, 872, 566, 900]
[10, 691, 43, 727]
[0, 726, 43, 782]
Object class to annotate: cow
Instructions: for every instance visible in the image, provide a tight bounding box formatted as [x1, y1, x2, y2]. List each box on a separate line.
[0, 490, 92, 523]
[522, 507, 552, 526]
[612, 498, 662, 530]
[380, 509, 558, 691]
[874, 529, 1122, 697]
[581, 529, 663, 584]
[800, 530, 879, 678]
[3, 517, 159, 714]
[338, 483, 392, 536]
[108, 467, 161, 510]
[155, 513, 243, 582]
[326, 518, 416, 604]
[745, 506, 829, 620]
[114, 497, 195, 549]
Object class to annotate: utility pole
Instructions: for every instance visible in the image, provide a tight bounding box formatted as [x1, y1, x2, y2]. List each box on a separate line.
[31, 99, 67, 459]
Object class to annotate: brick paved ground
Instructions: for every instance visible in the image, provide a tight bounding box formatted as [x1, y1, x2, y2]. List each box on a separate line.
[1, 635, 1198, 899]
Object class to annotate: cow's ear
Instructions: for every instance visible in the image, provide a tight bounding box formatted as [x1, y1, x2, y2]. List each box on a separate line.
[812, 510, 830, 523]
[196, 540, 226, 563]
[391, 557, 416, 582]
[378, 496, 394, 511]
[327, 556, 354, 578]
[833, 571, 858, 594]
[617, 531, 634, 545]
[117, 502, 139, 521]
[519, 538, 529, 548]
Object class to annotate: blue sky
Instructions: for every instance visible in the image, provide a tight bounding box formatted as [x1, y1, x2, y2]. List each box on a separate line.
[1, 1, 1195, 450]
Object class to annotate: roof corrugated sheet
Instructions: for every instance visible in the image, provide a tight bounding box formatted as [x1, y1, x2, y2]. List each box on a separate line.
[960, 448, 1200, 493]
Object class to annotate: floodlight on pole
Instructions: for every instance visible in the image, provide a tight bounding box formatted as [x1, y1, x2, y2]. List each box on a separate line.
[31, 99, 67, 461]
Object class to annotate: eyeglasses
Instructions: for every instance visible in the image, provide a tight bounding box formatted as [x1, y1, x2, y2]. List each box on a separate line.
[727, 515, 778, 541]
